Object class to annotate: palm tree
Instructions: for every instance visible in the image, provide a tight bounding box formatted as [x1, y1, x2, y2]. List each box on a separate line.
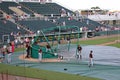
[91, 6, 101, 14]
[91, 6, 100, 10]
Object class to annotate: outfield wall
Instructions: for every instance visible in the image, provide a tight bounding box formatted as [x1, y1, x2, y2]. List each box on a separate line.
[95, 30, 120, 36]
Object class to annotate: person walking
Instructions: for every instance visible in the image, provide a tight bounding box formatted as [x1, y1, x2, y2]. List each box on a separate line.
[88, 50, 93, 67]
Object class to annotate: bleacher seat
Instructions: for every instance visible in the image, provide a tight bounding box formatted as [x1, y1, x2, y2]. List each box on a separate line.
[17, 19, 57, 32]
[0, 1, 18, 14]
[82, 18, 104, 30]
[19, 2, 74, 15]
[56, 17, 88, 28]
[0, 20, 26, 41]
[0, 1, 33, 15]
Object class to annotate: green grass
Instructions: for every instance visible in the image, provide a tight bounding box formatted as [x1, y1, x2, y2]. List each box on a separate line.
[1, 36, 119, 80]
[14, 36, 120, 52]
[107, 43, 120, 48]
[0, 64, 101, 80]
[14, 47, 25, 52]
[73, 36, 119, 45]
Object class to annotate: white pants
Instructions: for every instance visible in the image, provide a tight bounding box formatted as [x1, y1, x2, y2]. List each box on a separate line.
[7, 53, 12, 63]
[77, 51, 82, 59]
[88, 58, 93, 67]
[38, 53, 42, 61]
[46, 48, 51, 52]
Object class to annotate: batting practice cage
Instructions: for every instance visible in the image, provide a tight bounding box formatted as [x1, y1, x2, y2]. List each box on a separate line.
[30, 25, 82, 60]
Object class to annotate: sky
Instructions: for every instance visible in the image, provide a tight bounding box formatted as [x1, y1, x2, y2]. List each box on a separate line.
[53, 0, 120, 11]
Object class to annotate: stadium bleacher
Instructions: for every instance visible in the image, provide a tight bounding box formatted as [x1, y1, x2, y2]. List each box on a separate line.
[17, 19, 57, 32]
[0, 19, 26, 42]
[19, 2, 74, 16]
[0, 1, 110, 43]
[82, 18, 104, 30]
[0, 1, 33, 15]
[0, 1, 18, 14]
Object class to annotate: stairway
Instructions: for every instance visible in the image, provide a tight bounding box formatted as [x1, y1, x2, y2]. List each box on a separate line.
[9, 7, 26, 16]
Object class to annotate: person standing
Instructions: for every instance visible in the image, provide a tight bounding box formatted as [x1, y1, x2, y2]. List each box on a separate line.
[7, 43, 13, 63]
[77, 45, 82, 59]
[11, 41, 15, 53]
[1, 46, 7, 62]
[46, 44, 51, 52]
[38, 49, 42, 62]
[88, 50, 93, 67]
[67, 37, 70, 45]
[0, 47, 3, 63]
[25, 43, 31, 58]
